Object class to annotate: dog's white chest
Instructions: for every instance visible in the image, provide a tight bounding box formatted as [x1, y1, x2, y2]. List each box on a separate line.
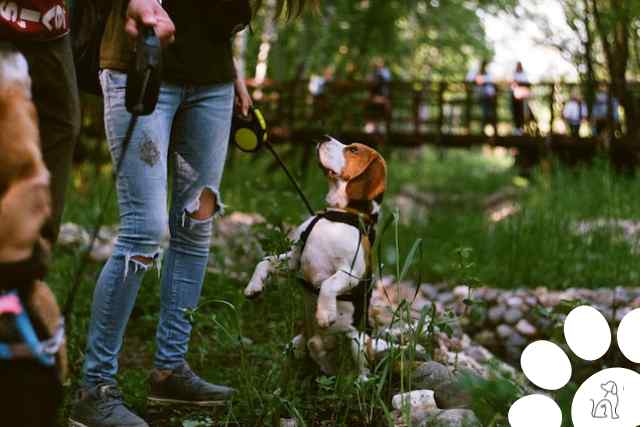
[297, 218, 367, 287]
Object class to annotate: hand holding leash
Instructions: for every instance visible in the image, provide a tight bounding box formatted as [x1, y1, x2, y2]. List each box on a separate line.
[126, 0, 175, 46]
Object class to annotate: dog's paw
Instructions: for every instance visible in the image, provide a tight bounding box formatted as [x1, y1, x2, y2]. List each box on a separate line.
[316, 306, 338, 328]
[357, 371, 372, 383]
[289, 334, 307, 359]
[244, 281, 264, 298]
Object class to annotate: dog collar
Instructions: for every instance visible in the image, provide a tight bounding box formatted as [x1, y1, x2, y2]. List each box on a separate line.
[0, 243, 49, 292]
[324, 207, 376, 227]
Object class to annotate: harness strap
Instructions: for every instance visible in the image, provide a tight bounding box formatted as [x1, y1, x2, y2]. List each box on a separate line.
[297, 215, 325, 257]
[0, 290, 63, 366]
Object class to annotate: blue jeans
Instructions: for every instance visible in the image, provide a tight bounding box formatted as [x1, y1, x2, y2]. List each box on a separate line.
[82, 70, 233, 388]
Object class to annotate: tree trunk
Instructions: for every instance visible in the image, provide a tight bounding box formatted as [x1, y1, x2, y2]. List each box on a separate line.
[581, 0, 596, 118]
[590, 0, 637, 135]
[254, 0, 277, 86]
[234, 29, 249, 80]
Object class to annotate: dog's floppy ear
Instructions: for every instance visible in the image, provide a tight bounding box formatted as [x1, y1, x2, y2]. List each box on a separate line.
[0, 85, 39, 197]
[346, 155, 387, 202]
[0, 47, 37, 197]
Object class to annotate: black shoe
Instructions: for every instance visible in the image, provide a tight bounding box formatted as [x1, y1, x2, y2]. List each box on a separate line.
[68, 384, 148, 427]
[147, 363, 236, 407]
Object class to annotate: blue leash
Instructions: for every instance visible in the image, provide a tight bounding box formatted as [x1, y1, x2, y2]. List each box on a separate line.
[0, 290, 62, 366]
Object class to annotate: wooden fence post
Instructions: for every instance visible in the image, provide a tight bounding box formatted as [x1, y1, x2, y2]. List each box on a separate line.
[548, 83, 556, 136]
[464, 83, 472, 135]
[413, 84, 422, 136]
[437, 81, 446, 145]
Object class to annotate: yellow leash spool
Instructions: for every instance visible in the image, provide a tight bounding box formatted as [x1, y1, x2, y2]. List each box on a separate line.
[231, 107, 267, 153]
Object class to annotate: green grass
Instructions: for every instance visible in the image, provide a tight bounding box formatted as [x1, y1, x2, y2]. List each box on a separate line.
[392, 153, 640, 289]
[50, 144, 640, 425]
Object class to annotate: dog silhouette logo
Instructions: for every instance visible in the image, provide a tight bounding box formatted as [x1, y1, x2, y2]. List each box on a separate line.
[590, 380, 620, 419]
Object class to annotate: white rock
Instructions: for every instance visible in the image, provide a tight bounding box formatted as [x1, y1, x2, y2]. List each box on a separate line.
[58, 222, 90, 247]
[496, 324, 514, 339]
[506, 296, 524, 307]
[453, 286, 470, 299]
[488, 306, 506, 323]
[280, 418, 298, 427]
[392, 390, 438, 412]
[420, 283, 439, 299]
[425, 409, 481, 427]
[515, 319, 537, 336]
[503, 308, 523, 324]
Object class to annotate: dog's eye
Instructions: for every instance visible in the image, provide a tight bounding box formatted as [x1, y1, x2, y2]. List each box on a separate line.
[348, 146, 358, 153]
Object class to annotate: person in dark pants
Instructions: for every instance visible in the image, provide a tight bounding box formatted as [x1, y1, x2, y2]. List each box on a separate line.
[365, 58, 392, 134]
[468, 59, 497, 136]
[1, 1, 80, 245]
[562, 91, 586, 137]
[510, 62, 531, 136]
[12, 38, 80, 244]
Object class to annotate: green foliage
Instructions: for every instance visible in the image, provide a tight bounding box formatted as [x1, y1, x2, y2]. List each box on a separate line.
[52, 139, 640, 425]
[245, 0, 517, 81]
[458, 371, 521, 426]
[386, 149, 640, 288]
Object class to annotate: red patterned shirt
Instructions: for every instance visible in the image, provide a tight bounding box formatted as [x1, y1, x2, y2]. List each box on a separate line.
[0, 0, 69, 41]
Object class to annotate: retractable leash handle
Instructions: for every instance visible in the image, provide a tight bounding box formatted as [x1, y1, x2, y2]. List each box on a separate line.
[63, 26, 162, 323]
[230, 106, 315, 216]
[126, 25, 162, 115]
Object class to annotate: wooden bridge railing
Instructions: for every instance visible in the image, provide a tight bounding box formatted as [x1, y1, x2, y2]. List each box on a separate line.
[249, 79, 639, 144]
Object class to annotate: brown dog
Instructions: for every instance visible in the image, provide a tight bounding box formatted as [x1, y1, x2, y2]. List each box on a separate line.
[0, 45, 67, 427]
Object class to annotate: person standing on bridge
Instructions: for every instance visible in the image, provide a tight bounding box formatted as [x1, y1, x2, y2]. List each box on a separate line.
[468, 59, 497, 136]
[562, 90, 587, 137]
[592, 86, 620, 137]
[510, 62, 531, 136]
[365, 58, 392, 135]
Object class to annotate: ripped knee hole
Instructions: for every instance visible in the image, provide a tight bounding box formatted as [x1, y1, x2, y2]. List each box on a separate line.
[131, 255, 154, 266]
[189, 188, 217, 220]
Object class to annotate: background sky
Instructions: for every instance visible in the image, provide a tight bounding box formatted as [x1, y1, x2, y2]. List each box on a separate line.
[479, 0, 578, 82]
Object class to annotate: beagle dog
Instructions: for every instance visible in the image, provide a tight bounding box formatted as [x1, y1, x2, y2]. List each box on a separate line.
[244, 137, 392, 376]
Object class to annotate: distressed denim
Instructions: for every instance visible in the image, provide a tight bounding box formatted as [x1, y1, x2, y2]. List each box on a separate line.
[82, 69, 233, 388]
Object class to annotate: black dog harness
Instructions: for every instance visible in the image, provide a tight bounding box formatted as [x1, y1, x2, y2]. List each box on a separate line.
[297, 208, 377, 331]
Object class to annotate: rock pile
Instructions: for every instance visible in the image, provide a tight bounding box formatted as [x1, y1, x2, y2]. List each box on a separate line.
[370, 279, 519, 426]
[374, 278, 639, 365]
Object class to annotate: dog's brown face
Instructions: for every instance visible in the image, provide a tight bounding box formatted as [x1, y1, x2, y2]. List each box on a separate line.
[0, 49, 51, 260]
[318, 138, 387, 208]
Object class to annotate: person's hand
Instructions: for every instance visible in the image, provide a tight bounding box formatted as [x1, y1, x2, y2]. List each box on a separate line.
[234, 78, 253, 116]
[125, 0, 176, 47]
[0, 165, 51, 262]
